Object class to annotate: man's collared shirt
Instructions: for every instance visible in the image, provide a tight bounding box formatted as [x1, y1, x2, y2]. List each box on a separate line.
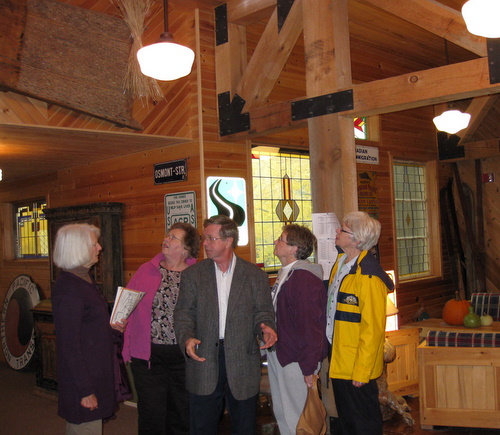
[215, 253, 236, 339]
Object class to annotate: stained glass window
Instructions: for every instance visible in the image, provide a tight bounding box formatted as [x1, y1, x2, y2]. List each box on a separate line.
[393, 162, 429, 278]
[354, 117, 367, 139]
[14, 200, 48, 259]
[252, 148, 313, 271]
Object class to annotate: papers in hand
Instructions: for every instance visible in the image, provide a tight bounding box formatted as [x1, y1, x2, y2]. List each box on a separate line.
[110, 286, 146, 325]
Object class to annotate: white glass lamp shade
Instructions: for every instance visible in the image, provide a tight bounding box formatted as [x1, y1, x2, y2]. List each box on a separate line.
[433, 110, 471, 134]
[462, 0, 500, 38]
[137, 33, 195, 81]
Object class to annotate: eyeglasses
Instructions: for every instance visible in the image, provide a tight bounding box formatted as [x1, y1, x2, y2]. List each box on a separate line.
[165, 234, 182, 242]
[201, 235, 223, 243]
[276, 236, 290, 245]
[340, 228, 354, 235]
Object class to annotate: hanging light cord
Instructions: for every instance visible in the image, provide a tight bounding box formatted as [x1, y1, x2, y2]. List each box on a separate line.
[163, 0, 169, 34]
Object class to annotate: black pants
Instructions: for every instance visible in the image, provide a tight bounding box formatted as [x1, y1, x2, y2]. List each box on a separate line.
[331, 378, 382, 435]
[131, 343, 189, 435]
[189, 343, 257, 435]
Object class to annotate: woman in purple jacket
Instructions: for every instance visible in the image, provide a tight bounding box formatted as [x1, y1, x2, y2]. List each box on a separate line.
[267, 224, 328, 435]
[52, 223, 116, 435]
[121, 222, 199, 435]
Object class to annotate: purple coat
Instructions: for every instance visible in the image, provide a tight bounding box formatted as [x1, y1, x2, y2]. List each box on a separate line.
[274, 266, 329, 376]
[52, 271, 116, 424]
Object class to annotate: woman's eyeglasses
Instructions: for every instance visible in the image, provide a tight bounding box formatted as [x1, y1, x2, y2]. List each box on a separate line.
[165, 234, 182, 242]
[276, 236, 290, 245]
[340, 228, 354, 235]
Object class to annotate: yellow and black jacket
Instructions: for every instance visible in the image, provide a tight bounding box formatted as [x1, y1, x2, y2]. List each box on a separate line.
[328, 249, 394, 383]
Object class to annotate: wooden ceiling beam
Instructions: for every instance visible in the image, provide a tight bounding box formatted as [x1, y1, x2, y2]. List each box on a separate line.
[350, 58, 499, 116]
[442, 138, 499, 162]
[458, 95, 498, 144]
[222, 57, 500, 140]
[360, 0, 487, 57]
[226, 0, 276, 25]
[234, 1, 303, 111]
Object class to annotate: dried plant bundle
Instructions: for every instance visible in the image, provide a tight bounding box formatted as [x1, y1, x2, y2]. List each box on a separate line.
[112, 0, 163, 102]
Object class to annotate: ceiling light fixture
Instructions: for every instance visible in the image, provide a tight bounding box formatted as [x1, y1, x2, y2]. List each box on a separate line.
[433, 109, 471, 135]
[462, 0, 500, 38]
[136, 0, 195, 81]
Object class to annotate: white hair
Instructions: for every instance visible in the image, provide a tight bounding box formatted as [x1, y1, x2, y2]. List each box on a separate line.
[53, 223, 100, 269]
[343, 211, 381, 251]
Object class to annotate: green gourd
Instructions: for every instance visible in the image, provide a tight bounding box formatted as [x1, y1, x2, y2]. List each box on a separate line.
[463, 306, 481, 328]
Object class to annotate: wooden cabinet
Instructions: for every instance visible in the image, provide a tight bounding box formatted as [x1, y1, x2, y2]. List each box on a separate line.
[32, 202, 123, 392]
[45, 202, 124, 302]
[418, 342, 500, 430]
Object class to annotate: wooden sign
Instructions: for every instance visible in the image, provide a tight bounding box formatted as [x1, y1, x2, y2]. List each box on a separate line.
[0, 0, 141, 130]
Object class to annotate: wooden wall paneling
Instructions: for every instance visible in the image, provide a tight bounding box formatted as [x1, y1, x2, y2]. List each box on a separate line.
[386, 327, 420, 396]
[454, 156, 500, 293]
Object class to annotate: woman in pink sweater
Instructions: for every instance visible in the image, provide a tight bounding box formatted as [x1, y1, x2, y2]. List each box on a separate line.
[122, 222, 199, 435]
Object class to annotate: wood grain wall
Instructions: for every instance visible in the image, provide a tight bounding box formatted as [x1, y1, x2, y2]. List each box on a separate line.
[0, 0, 498, 366]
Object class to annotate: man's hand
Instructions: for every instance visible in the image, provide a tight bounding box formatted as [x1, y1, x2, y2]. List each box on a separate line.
[81, 394, 98, 411]
[185, 338, 206, 362]
[352, 380, 365, 388]
[259, 323, 278, 349]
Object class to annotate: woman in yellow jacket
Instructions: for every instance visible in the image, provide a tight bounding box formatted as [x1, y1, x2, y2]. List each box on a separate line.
[326, 211, 394, 435]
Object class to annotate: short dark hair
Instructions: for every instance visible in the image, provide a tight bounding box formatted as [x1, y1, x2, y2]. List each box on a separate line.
[203, 215, 239, 248]
[283, 224, 317, 260]
[170, 222, 200, 258]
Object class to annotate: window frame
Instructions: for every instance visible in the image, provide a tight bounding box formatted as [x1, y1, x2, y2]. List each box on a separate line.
[251, 147, 314, 272]
[12, 199, 49, 260]
[391, 158, 442, 282]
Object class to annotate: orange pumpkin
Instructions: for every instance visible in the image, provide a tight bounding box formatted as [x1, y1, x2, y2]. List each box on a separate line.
[442, 292, 470, 325]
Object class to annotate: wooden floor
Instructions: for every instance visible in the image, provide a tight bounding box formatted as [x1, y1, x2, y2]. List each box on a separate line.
[222, 395, 500, 435]
[1, 362, 499, 434]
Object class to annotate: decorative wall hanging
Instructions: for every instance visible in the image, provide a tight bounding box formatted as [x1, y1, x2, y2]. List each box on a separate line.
[206, 177, 248, 246]
[112, 0, 163, 102]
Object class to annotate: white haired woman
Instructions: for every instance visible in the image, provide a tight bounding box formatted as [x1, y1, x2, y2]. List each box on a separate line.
[51, 223, 117, 435]
[326, 212, 394, 435]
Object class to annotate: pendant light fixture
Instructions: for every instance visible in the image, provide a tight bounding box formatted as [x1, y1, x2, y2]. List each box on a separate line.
[433, 109, 471, 135]
[137, 0, 195, 81]
[462, 0, 500, 38]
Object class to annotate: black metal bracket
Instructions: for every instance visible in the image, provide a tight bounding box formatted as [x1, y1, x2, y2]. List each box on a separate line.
[218, 92, 251, 136]
[487, 38, 500, 84]
[215, 3, 228, 46]
[438, 132, 465, 160]
[290, 89, 354, 121]
[277, 0, 294, 32]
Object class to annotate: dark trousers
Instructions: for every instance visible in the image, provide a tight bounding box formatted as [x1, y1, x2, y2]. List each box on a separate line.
[331, 378, 382, 435]
[131, 343, 189, 435]
[189, 343, 257, 435]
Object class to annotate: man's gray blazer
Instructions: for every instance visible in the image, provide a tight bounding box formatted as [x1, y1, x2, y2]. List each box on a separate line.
[174, 256, 276, 400]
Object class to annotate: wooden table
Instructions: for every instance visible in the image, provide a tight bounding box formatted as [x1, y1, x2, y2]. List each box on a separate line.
[402, 317, 500, 340]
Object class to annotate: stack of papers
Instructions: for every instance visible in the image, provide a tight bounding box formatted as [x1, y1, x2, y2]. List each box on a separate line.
[110, 286, 146, 324]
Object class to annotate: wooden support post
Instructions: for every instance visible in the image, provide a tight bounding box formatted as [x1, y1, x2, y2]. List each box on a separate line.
[303, 0, 357, 216]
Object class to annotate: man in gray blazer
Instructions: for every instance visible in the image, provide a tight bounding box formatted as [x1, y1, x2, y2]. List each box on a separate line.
[175, 215, 277, 435]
